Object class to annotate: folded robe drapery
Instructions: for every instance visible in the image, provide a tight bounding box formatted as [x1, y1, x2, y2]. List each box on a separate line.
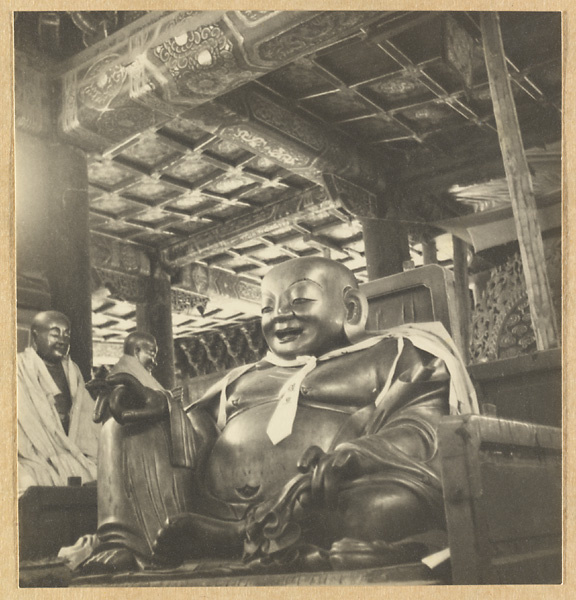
[193, 322, 479, 446]
[95, 354, 196, 558]
[18, 347, 100, 495]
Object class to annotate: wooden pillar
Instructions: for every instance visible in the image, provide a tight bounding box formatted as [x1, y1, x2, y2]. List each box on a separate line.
[362, 218, 410, 279]
[16, 132, 93, 379]
[452, 236, 471, 363]
[481, 12, 558, 350]
[136, 261, 175, 390]
[422, 237, 438, 265]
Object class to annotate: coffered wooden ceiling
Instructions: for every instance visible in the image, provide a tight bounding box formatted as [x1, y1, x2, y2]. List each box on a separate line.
[15, 10, 562, 350]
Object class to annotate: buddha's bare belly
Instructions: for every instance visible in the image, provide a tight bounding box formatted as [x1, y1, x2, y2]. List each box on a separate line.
[204, 402, 352, 505]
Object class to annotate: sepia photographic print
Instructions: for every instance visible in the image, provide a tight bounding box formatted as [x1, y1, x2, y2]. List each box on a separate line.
[9, 7, 567, 594]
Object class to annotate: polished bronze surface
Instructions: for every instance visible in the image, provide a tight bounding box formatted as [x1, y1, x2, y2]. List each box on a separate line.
[84, 258, 457, 575]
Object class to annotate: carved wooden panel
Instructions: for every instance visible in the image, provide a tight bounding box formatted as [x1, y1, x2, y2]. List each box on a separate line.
[470, 237, 561, 363]
[175, 318, 266, 379]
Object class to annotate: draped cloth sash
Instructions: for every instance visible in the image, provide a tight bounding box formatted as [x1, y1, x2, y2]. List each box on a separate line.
[205, 322, 478, 445]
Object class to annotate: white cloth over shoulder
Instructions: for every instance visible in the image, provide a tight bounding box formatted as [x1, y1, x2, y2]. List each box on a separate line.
[208, 322, 478, 446]
[18, 347, 100, 496]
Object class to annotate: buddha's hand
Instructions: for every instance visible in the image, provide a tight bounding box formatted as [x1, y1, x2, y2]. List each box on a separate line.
[297, 445, 361, 510]
[95, 372, 168, 425]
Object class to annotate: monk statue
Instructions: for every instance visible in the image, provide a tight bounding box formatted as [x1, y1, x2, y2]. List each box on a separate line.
[18, 311, 100, 495]
[82, 257, 478, 574]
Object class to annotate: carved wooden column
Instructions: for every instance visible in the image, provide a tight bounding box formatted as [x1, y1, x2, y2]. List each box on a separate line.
[16, 134, 93, 379]
[452, 236, 471, 363]
[481, 12, 558, 350]
[362, 218, 410, 280]
[136, 261, 176, 390]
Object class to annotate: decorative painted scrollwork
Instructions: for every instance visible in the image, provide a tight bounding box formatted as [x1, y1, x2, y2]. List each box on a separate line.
[256, 12, 379, 63]
[152, 23, 250, 99]
[248, 91, 325, 151]
[93, 267, 150, 303]
[223, 125, 313, 168]
[171, 287, 209, 314]
[79, 55, 127, 111]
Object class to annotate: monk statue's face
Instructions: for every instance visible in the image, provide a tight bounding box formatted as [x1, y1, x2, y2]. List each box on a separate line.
[31, 312, 71, 365]
[135, 340, 158, 372]
[261, 258, 358, 360]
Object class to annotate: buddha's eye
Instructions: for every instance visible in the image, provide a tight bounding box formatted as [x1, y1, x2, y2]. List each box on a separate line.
[292, 297, 312, 306]
[261, 306, 273, 315]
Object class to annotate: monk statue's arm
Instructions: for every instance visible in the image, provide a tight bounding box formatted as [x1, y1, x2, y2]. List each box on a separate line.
[92, 372, 169, 425]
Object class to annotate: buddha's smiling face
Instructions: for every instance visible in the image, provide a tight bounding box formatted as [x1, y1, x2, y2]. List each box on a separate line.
[261, 258, 352, 360]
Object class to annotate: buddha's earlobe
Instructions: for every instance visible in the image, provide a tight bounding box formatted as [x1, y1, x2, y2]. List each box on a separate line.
[343, 287, 368, 343]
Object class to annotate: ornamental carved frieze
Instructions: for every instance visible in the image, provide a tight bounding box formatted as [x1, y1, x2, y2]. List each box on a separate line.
[78, 54, 127, 110]
[323, 173, 379, 219]
[91, 234, 151, 275]
[247, 91, 325, 152]
[93, 267, 150, 303]
[470, 236, 561, 363]
[171, 287, 209, 315]
[181, 263, 261, 305]
[175, 318, 267, 378]
[61, 57, 161, 150]
[151, 23, 253, 101]
[222, 125, 315, 170]
[254, 12, 381, 63]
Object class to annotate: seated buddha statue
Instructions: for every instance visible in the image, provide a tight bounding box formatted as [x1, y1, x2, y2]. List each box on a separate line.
[82, 256, 477, 574]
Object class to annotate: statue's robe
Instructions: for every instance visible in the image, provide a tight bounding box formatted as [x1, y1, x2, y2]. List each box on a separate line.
[18, 347, 100, 495]
[95, 355, 197, 560]
[94, 324, 478, 563]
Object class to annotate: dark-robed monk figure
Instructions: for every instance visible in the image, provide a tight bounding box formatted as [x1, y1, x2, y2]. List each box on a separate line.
[83, 257, 478, 574]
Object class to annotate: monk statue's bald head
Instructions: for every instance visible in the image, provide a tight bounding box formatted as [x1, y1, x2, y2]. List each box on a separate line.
[30, 311, 71, 365]
[260, 257, 368, 360]
[124, 332, 158, 372]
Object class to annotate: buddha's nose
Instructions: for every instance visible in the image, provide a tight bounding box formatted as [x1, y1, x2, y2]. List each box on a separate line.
[276, 297, 293, 316]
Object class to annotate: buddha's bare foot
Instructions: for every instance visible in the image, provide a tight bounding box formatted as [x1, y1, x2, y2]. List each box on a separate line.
[78, 547, 140, 575]
[329, 537, 427, 571]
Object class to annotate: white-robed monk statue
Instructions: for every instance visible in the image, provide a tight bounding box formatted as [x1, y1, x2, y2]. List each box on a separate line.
[82, 257, 479, 575]
[18, 311, 100, 495]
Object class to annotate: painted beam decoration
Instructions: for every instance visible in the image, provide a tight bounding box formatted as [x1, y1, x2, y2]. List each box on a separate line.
[179, 263, 261, 305]
[58, 11, 382, 153]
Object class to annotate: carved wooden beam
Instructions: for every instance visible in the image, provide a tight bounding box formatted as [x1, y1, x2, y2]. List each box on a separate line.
[91, 232, 151, 275]
[171, 287, 209, 314]
[93, 267, 150, 303]
[178, 263, 261, 305]
[181, 85, 389, 201]
[58, 11, 383, 153]
[160, 185, 337, 267]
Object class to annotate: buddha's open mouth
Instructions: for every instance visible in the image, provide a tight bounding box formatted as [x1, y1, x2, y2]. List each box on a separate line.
[275, 327, 303, 343]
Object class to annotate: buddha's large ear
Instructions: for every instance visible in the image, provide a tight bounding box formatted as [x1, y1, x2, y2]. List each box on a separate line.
[343, 286, 369, 343]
